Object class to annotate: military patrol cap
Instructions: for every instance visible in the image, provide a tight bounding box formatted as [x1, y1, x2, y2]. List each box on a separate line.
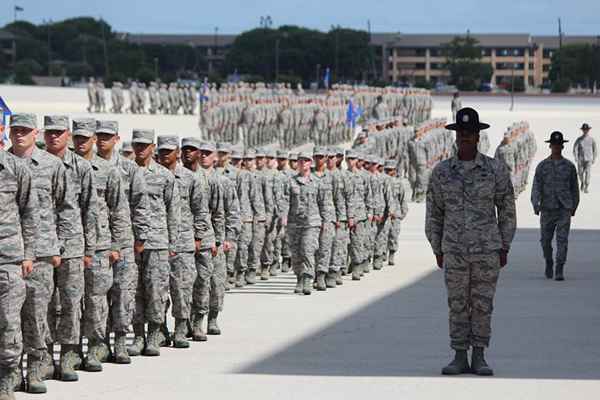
[181, 137, 201, 149]
[72, 118, 96, 137]
[132, 129, 155, 144]
[255, 147, 266, 157]
[546, 131, 568, 144]
[276, 150, 288, 159]
[217, 142, 232, 153]
[384, 160, 397, 169]
[313, 146, 328, 157]
[288, 152, 298, 161]
[198, 141, 216, 152]
[10, 113, 37, 130]
[96, 120, 118, 135]
[265, 148, 276, 158]
[157, 135, 179, 150]
[334, 147, 344, 156]
[445, 107, 490, 132]
[43, 115, 69, 131]
[231, 149, 243, 159]
[121, 141, 133, 152]
[244, 149, 256, 159]
[345, 149, 357, 159]
[298, 151, 313, 161]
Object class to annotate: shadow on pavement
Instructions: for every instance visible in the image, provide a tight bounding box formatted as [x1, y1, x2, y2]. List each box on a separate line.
[237, 229, 600, 379]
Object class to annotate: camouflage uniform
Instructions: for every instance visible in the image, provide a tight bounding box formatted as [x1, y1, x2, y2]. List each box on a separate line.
[426, 153, 516, 350]
[531, 156, 579, 272]
[312, 148, 336, 283]
[131, 130, 180, 351]
[386, 168, 409, 258]
[7, 136, 68, 367]
[573, 133, 597, 192]
[0, 148, 36, 379]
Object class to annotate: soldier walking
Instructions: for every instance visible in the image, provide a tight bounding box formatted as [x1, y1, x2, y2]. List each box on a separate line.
[531, 131, 579, 281]
[573, 123, 596, 193]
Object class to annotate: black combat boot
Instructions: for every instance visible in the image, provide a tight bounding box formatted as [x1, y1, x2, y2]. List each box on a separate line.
[555, 264, 565, 281]
[545, 259, 554, 279]
[471, 347, 494, 376]
[441, 350, 470, 375]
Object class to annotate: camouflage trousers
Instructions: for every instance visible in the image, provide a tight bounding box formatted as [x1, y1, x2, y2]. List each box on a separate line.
[540, 208, 572, 267]
[373, 220, 390, 269]
[249, 221, 266, 271]
[193, 248, 225, 317]
[235, 223, 253, 273]
[577, 161, 592, 190]
[387, 218, 402, 254]
[0, 263, 26, 369]
[332, 223, 349, 271]
[22, 259, 53, 357]
[288, 225, 320, 278]
[367, 220, 378, 260]
[169, 251, 196, 320]
[349, 220, 369, 267]
[316, 222, 336, 273]
[133, 250, 170, 326]
[444, 252, 500, 350]
[83, 250, 113, 343]
[109, 247, 137, 334]
[48, 257, 84, 345]
[261, 217, 278, 267]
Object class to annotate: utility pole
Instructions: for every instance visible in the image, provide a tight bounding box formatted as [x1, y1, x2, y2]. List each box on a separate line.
[368, 19, 377, 81]
[558, 18, 563, 80]
[45, 19, 51, 76]
[333, 25, 340, 82]
[510, 63, 516, 111]
[275, 38, 280, 82]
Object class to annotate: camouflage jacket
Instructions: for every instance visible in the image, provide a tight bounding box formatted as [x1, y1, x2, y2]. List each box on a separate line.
[9, 147, 68, 258]
[312, 170, 336, 223]
[345, 168, 369, 222]
[59, 150, 97, 258]
[0, 150, 38, 264]
[139, 159, 180, 252]
[214, 168, 241, 243]
[426, 153, 516, 255]
[282, 173, 324, 228]
[197, 168, 225, 248]
[90, 155, 130, 251]
[531, 157, 580, 213]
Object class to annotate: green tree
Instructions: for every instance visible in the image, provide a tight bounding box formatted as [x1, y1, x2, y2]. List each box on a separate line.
[443, 35, 492, 91]
[550, 44, 600, 90]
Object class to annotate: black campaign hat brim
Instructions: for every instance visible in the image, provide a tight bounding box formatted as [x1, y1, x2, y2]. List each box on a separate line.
[445, 122, 490, 131]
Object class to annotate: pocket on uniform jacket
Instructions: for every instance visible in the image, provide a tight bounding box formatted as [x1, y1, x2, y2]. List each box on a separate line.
[0, 183, 19, 237]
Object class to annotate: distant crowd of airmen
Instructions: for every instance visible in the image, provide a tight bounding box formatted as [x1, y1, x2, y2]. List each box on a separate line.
[494, 122, 537, 197]
[0, 101, 426, 398]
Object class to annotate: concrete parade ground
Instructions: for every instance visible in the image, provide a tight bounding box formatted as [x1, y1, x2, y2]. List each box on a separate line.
[2, 85, 599, 399]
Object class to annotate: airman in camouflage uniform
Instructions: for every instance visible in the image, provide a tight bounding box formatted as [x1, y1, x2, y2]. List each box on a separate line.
[532, 131, 579, 281]
[44, 116, 97, 382]
[96, 120, 150, 364]
[573, 123, 596, 193]
[330, 147, 350, 281]
[426, 108, 516, 376]
[71, 118, 130, 372]
[129, 129, 180, 357]
[0, 144, 37, 400]
[7, 113, 56, 394]
[383, 161, 409, 265]
[274, 150, 292, 273]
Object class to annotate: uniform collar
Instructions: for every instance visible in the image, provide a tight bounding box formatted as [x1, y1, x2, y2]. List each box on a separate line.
[450, 152, 485, 170]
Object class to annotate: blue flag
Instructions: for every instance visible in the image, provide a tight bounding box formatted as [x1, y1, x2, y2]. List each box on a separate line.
[0, 96, 11, 145]
[199, 77, 209, 103]
[346, 98, 363, 128]
[323, 67, 331, 89]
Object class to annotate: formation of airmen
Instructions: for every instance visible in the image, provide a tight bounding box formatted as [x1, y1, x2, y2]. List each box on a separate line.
[0, 108, 414, 399]
[494, 121, 537, 197]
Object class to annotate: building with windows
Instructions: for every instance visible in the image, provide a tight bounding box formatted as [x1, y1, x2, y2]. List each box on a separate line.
[373, 33, 600, 88]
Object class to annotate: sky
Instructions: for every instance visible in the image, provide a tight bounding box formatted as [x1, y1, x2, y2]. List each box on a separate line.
[2, 0, 599, 35]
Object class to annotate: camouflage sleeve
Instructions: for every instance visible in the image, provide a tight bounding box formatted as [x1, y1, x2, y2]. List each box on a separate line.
[190, 175, 211, 242]
[281, 180, 290, 219]
[164, 174, 181, 253]
[210, 176, 225, 245]
[106, 167, 130, 251]
[52, 163, 69, 255]
[263, 175, 274, 216]
[224, 182, 241, 242]
[250, 175, 265, 221]
[81, 165, 97, 257]
[130, 166, 150, 241]
[494, 162, 516, 251]
[346, 175, 357, 220]
[425, 168, 445, 255]
[593, 138, 598, 164]
[17, 162, 38, 261]
[530, 163, 542, 214]
[383, 178, 394, 217]
[570, 163, 580, 212]
[365, 176, 375, 217]
[333, 173, 347, 222]
[398, 182, 409, 220]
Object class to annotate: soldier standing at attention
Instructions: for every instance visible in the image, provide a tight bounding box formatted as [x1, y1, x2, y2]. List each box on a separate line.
[573, 123, 596, 193]
[426, 108, 516, 376]
[531, 131, 579, 281]
[0, 146, 37, 400]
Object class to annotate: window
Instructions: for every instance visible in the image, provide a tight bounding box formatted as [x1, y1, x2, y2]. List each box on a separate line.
[416, 63, 426, 70]
[529, 63, 534, 69]
[415, 49, 426, 57]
